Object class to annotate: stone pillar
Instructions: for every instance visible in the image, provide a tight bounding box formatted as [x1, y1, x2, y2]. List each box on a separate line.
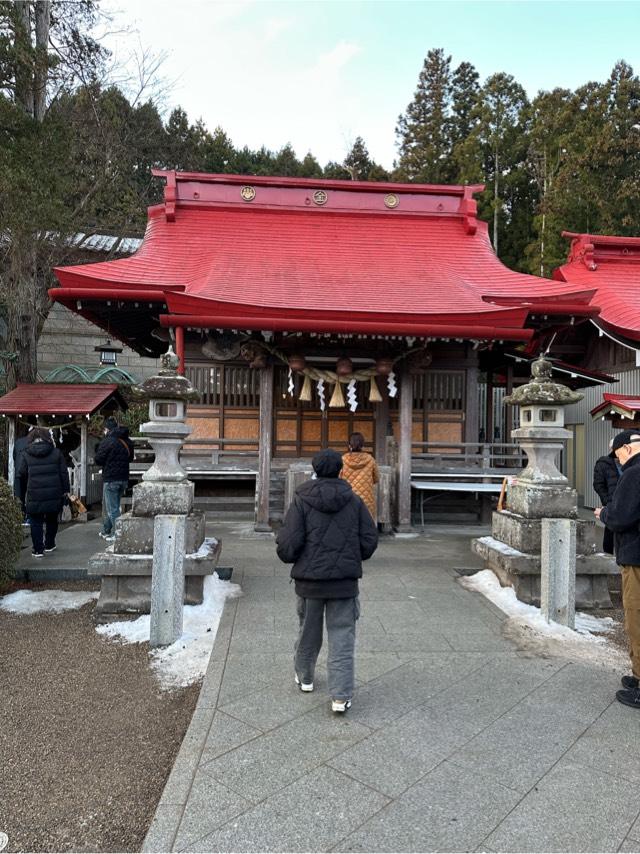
[541, 518, 576, 628]
[255, 364, 273, 532]
[150, 514, 186, 647]
[397, 370, 413, 533]
[7, 416, 15, 489]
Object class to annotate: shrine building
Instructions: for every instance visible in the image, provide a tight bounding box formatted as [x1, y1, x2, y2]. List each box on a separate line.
[48, 172, 616, 530]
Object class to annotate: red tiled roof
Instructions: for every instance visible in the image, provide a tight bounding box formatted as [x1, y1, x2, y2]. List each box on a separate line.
[0, 384, 121, 416]
[51, 172, 597, 340]
[591, 393, 640, 419]
[555, 232, 640, 342]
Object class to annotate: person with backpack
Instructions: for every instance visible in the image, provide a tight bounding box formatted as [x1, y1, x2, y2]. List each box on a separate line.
[276, 448, 378, 713]
[95, 416, 134, 542]
[17, 428, 70, 557]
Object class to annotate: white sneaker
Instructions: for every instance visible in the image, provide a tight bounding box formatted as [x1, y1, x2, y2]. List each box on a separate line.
[295, 674, 314, 692]
[331, 698, 352, 713]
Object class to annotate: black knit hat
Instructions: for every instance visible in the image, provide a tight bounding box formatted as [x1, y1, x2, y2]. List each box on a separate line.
[103, 416, 118, 432]
[611, 429, 640, 452]
[312, 448, 343, 478]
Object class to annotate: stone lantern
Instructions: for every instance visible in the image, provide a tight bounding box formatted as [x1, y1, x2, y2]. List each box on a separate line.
[89, 347, 221, 631]
[472, 355, 616, 610]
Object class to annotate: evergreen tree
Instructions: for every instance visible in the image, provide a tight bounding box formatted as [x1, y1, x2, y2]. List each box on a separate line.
[202, 126, 235, 173]
[299, 151, 323, 177]
[396, 48, 452, 182]
[323, 160, 351, 179]
[473, 72, 528, 255]
[450, 61, 480, 146]
[273, 142, 300, 176]
[344, 136, 373, 180]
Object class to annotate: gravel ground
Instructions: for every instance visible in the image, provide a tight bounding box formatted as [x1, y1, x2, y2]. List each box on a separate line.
[0, 581, 199, 853]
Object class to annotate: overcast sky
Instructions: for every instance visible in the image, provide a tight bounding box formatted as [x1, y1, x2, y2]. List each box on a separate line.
[103, 0, 640, 170]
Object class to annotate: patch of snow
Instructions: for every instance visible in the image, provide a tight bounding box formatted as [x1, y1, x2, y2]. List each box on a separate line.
[185, 537, 219, 559]
[459, 569, 614, 643]
[96, 574, 242, 689]
[0, 589, 98, 615]
[475, 536, 523, 558]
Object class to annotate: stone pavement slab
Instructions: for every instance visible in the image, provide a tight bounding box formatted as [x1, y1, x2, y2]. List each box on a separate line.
[143, 522, 636, 853]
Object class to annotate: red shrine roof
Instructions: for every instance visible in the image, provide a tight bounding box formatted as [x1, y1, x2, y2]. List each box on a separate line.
[590, 393, 640, 420]
[555, 232, 640, 343]
[0, 383, 123, 416]
[51, 172, 599, 342]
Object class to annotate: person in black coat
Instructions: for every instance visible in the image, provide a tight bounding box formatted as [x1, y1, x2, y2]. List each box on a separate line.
[94, 416, 134, 540]
[593, 442, 621, 554]
[17, 428, 70, 557]
[276, 448, 378, 712]
[596, 429, 640, 709]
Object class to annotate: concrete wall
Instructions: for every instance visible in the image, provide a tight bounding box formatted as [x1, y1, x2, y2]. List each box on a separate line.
[38, 303, 159, 382]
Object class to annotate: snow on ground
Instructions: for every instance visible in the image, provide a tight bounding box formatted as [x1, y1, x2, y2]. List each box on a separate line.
[96, 574, 242, 689]
[0, 589, 98, 615]
[459, 569, 615, 643]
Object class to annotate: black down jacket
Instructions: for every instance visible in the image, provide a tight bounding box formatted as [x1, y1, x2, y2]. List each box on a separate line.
[17, 439, 70, 514]
[94, 427, 134, 483]
[593, 453, 620, 505]
[276, 477, 379, 599]
[601, 452, 640, 566]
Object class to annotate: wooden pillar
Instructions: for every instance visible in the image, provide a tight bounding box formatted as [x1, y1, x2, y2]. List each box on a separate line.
[7, 416, 16, 490]
[486, 368, 494, 444]
[396, 369, 413, 532]
[80, 418, 88, 505]
[374, 376, 389, 465]
[255, 364, 274, 532]
[465, 365, 479, 445]
[505, 363, 514, 443]
[175, 327, 185, 375]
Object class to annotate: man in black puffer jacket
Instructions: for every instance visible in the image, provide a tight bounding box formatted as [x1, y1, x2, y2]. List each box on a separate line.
[276, 448, 378, 713]
[94, 416, 134, 541]
[593, 441, 621, 555]
[17, 428, 70, 557]
[596, 429, 640, 709]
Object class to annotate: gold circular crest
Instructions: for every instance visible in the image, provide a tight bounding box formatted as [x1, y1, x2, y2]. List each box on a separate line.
[384, 193, 400, 209]
[312, 189, 328, 206]
[240, 186, 256, 202]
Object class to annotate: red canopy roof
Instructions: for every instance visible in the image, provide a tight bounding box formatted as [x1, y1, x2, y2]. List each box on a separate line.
[0, 384, 123, 416]
[591, 393, 640, 420]
[51, 172, 598, 341]
[555, 232, 640, 343]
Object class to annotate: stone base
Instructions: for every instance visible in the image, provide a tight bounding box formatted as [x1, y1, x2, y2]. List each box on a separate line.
[507, 482, 577, 519]
[471, 535, 619, 609]
[131, 480, 195, 516]
[492, 510, 595, 555]
[90, 537, 221, 616]
[114, 511, 205, 555]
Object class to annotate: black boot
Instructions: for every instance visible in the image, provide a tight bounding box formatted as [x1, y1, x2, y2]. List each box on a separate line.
[621, 675, 640, 690]
[616, 687, 640, 709]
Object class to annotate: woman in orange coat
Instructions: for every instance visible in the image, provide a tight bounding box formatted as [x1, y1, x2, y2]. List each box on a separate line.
[340, 432, 379, 520]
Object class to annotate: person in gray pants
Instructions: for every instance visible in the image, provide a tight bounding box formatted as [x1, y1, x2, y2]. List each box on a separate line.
[276, 448, 378, 713]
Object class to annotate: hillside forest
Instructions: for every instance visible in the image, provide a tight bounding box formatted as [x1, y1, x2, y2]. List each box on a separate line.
[1, 3, 640, 388]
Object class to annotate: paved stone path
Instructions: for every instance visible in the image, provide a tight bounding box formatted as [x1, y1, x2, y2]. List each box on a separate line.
[144, 521, 640, 853]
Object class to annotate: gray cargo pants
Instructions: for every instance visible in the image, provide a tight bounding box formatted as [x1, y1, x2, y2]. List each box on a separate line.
[294, 595, 360, 701]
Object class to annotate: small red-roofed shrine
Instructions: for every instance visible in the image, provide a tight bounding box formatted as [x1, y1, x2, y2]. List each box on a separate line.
[46, 172, 617, 529]
[0, 383, 126, 504]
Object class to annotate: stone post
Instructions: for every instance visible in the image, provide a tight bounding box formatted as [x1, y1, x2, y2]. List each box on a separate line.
[150, 515, 187, 647]
[541, 518, 576, 628]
